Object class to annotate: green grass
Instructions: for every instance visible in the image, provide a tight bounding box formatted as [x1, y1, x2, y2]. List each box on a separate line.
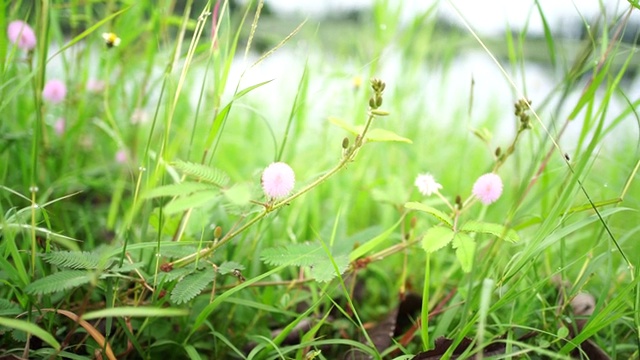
[1, 0, 640, 359]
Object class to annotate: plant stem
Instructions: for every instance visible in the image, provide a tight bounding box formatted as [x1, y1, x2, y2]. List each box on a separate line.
[171, 110, 379, 268]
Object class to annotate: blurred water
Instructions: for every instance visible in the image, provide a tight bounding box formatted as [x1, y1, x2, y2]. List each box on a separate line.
[225, 0, 640, 151]
[265, 0, 631, 37]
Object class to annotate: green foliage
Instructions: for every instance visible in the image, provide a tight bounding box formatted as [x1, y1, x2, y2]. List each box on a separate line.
[0, 299, 21, 316]
[217, 261, 245, 275]
[144, 182, 220, 199]
[162, 190, 220, 215]
[459, 220, 520, 243]
[452, 232, 475, 273]
[170, 266, 216, 304]
[172, 160, 230, 188]
[405, 202, 454, 227]
[421, 226, 455, 253]
[328, 117, 412, 143]
[1, 0, 638, 358]
[24, 270, 94, 295]
[42, 251, 103, 270]
[261, 243, 350, 282]
[0, 317, 61, 350]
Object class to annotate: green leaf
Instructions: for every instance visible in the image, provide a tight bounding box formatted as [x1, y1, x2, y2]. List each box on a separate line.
[328, 117, 359, 134]
[108, 262, 144, 273]
[260, 243, 325, 267]
[82, 306, 188, 320]
[25, 270, 92, 295]
[222, 183, 252, 205]
[405, 202, 453, 227]
[42, 251, 102, 269]
[557, 326, 569, 339]
[349, 218, 402, 261]
[459, 220, 520, 243]
[163, 190, 219, 215]
[364, 128, 412, 143]
[422, 226, 454, 253]
[218, 261, 245, 275]
[170, 267, 216, 305]
[172, 161, 230, 187]
[452, 233, 476, 273]
[0, 299, 21, 316]
[261, 243, 346, 282]
[0, 317, 60, 350]
[144, 182, 219, 199]
[155, 265, 195, 283]
[310, 254, 350, 282]
[328, 117, 412, 143]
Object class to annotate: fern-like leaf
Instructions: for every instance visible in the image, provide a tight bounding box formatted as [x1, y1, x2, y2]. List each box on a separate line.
[260, 243, 325, 267]
[154, 265, 195, 283]
[0, 299, 21, 316]
[25, 270, 92, 295]
[42, 251, 102, 269]
[310, 254, 350, 283]
[170, 267, 216, 304]
[218, 261, 245, 275]
[172, 161, 229, 187]
[144, 182, 220, 199]
[261, 243, 347, 282]
[109, 262, 144, 273]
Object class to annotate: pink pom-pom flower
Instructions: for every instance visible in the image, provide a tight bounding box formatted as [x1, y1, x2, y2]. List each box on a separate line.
[472, 173, 503, 205]
[42, 79, 67, 103]
[7, 20, 36, 51]
[261, 162, 295, 199]
[54, 118, 65, 136]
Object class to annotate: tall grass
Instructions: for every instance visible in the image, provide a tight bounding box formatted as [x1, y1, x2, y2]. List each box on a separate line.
[1, 0, 639, 359]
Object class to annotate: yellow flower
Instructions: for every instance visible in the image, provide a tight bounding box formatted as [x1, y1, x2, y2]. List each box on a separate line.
[102, 32, 121, 48]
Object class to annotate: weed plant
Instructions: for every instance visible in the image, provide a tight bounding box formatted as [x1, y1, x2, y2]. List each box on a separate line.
[1, 0, 639, 359]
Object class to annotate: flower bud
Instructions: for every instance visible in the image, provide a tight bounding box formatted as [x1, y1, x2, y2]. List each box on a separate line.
[214, 226, 222, 239]
[342, 137, 350, 149]
[375, 95, 383, 107]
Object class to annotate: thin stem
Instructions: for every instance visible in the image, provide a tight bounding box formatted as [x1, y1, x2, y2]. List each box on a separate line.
[171, 106, 380, 268]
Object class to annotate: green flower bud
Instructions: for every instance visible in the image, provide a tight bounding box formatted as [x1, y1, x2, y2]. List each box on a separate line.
[375, 95, 383, 107]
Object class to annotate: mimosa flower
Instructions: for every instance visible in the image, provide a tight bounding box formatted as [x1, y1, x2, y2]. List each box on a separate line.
[415, 173, 442, 196]
[42, 79, 67, 103]
[261, 162, 295, 198]
[54, 118, 65, 136]
[115, 149, 127, 164]
[472, 173, 503, 205]
[7, 20, 36, 51]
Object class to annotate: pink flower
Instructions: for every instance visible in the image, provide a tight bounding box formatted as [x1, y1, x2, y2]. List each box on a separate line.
[414, 173, 442, 196]
[54, 118, 65, 136]
[86, 79, 105, 93]
[42, 79, 67, 103]
[472, 173, 503, 205]
[115, 149, 127, 164]
[7, 20, 36, 51]
[261, 162, 295, 198]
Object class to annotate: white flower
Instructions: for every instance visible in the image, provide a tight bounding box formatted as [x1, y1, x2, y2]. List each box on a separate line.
[414, 173, 442, 196]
